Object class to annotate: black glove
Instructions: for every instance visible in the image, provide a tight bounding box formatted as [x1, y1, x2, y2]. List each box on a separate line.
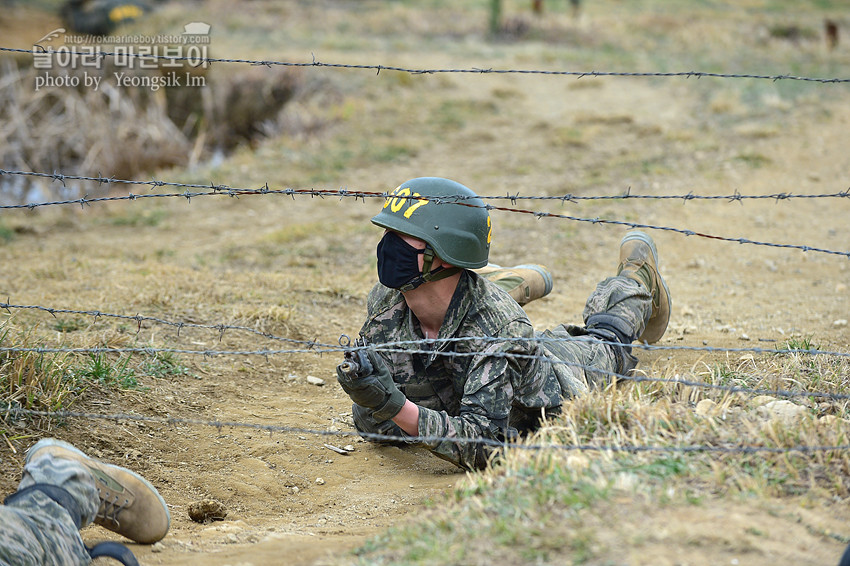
[336, 341, 406, 422]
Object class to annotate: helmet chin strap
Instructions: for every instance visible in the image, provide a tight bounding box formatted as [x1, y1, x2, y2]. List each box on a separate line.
[397, 245, 461, 292]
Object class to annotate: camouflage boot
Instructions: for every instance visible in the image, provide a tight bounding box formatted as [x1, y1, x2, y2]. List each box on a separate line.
[476, 263, 554, 305]
[617, 231, 671, 343]
[25, 438, 170, 544]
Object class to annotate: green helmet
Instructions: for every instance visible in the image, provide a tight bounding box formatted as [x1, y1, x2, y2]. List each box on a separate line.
[371, 177, 491, 269]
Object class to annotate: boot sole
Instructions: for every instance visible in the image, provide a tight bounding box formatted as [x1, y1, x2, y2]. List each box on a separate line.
[620, 231, 671, 343]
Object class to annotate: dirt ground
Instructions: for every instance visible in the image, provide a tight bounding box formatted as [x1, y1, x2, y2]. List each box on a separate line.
[2, 2, 850, 565]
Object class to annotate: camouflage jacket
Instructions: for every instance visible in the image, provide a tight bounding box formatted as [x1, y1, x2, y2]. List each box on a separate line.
[359, 270, 563, 470]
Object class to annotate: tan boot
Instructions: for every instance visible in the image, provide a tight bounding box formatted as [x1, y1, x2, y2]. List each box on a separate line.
[476, 263, 553, 305]
[617, 231, 671, 343]
[25, 438, 170, 544]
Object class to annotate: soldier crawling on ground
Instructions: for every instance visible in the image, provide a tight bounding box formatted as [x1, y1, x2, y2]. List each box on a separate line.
[336, 177, 670, 470]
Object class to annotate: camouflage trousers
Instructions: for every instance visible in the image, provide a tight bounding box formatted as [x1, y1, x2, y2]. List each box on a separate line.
[0, 452, 98, 566]
[541, 275, 652, 399]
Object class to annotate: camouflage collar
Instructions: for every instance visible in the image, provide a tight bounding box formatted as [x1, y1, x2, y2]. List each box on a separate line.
[401, 269, 471, 348]
[433, 270, 473, 343]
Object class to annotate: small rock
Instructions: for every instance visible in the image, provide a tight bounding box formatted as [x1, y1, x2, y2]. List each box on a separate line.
[343, 445, 355, 452]
[291, 486, 299, 494]
[818, 415, 841, 426]
[315, 477, 325, 485]
[739, 333, 750, 341]
[566, 453, 590, 470]
[834, 319, 848, 328]
[757, 400, 807, 425]
[748, 395, 777, 408]
[695, 399, 718, 416]
[306, 375, 325, 386]
[188, 499, 227, 523]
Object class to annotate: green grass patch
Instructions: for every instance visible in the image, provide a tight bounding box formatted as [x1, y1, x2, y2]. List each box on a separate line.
[735, 152, 773, 168]
[72, 352, 140, 390]
[355, 464, 612, 565]
[710, 362, 749, 387]
[108, 208, 168, 228]
[0, 319, 187, 430]
[53, 318, 86, 333]
[781, 335, 818, 352]
[141, 351, 192, 379]
[0, 221, 14, 244]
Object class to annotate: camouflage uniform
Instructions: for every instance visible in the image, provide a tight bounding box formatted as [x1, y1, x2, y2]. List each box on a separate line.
[355, 270, 651, 470]
[0, 452, 98, 566]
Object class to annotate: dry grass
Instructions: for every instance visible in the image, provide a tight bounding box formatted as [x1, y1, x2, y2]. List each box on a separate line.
[0, 59, 188, 186]
[0, 46, 308, 204]
[0, 318, 78, 415]
[351, 350, 850, 565]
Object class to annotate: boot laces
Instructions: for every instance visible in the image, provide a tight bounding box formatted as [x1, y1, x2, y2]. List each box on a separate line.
[97, 489, 129, 527]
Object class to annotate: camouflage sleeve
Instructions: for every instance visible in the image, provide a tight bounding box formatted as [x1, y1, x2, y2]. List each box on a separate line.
[412, 336, 531, 471]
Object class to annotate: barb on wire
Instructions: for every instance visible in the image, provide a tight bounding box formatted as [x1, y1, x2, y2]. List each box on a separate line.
[4, 406, 850, 456]
[1, 46, 848, 83]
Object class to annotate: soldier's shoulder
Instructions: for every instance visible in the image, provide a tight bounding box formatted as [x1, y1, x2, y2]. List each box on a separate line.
[366, 282, 404, 318]
[466, 272, 533, 332]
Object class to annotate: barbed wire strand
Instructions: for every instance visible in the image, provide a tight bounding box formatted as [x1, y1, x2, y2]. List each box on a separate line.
[2, 299, 841, 355]
[3, 406, 849, 456]
[2, 334, 849, 361]
[1, 170, 848, 259]
[2, 46, 849, 84]
[1, 337, 848, 403]
[3, 299, 848, 360]
[0, 302, 333, 349]
[3, 169, 850, 206]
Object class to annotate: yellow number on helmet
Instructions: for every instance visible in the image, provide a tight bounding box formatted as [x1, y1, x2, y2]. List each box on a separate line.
[403, 193, 429, 218]
[390, 187, 410, 213]
[110, 5, 144, 22]
[383, 186, 400, 209]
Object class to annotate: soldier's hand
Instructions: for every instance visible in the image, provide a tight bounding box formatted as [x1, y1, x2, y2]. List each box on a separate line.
[336, 343, 406, 422]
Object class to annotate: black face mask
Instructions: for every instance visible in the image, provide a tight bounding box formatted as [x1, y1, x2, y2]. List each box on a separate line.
[376, 231, 426, 290]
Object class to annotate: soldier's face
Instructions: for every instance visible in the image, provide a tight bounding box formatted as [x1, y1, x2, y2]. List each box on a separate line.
[390, 231, 427, 272]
